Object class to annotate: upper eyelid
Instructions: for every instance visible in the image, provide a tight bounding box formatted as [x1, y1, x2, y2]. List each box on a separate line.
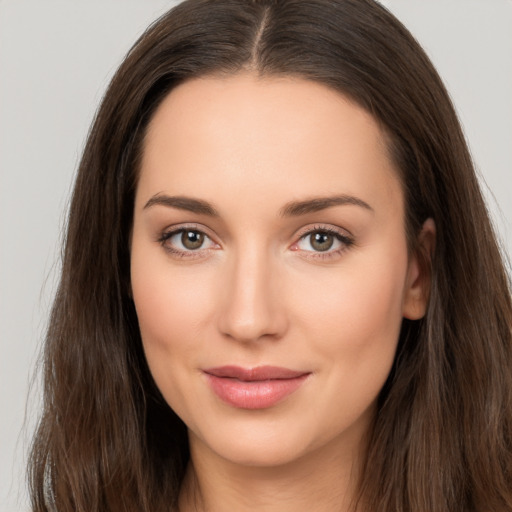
[294, 223, 354, 240]
[157, 223, 354, 247]
[160, 223, 216, 240]
[158, 226, 218, 257]
[157, 225, 219, 254]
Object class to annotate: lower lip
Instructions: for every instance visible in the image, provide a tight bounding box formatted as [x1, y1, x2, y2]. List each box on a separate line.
[205, 374, 309, 410]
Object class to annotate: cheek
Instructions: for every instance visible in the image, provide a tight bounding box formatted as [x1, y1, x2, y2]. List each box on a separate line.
[291, 244, 408, 366]
[130, 244, 220, 386]
[133, 269, 212, 344]
[131, 254, 225, 430]
[283, 245, 409, 440]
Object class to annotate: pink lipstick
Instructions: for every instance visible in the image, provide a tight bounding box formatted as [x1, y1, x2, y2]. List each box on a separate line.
[203, 365, 310, 409]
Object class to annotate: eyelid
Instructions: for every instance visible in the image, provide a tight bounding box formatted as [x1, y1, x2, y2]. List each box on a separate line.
[158, 222, 217, 240]
[293, 223, 354, 241]
[289, 223, 355, 259]
[157, 223, 221, 257]
[156, 222, 354, 260]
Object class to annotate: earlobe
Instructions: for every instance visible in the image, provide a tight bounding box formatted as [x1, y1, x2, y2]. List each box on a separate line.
[402, 218, 436, 320]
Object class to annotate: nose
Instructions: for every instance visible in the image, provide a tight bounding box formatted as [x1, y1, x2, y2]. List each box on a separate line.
[217, 246, 288, 343]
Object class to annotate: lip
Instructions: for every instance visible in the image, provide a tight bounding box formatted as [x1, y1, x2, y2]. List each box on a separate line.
[203, 365, 311, 410]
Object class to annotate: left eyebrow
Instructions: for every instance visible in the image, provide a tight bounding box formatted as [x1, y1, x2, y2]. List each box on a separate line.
[280, 195, 374, 217]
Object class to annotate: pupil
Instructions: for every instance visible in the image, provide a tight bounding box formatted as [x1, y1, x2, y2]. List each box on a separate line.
[182, 230, 204, 250]
[311, 232, 333, 251]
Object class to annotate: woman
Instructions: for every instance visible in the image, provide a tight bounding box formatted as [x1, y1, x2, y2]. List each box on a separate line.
[29, 0, 512, 511]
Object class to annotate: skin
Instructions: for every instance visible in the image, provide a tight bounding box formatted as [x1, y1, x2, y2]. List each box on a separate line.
[130, 73, 434, 512]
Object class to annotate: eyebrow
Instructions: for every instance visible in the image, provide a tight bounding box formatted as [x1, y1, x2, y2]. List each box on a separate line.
[143, 194, 219, 216]
[280, 195, 374, 216]
[143, 193, 373, 217]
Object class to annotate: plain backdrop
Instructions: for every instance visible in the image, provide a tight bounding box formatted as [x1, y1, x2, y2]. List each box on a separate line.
[1, 1, 511, 510]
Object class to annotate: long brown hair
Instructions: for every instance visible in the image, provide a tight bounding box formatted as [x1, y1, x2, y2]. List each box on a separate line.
[29, 1, 512, 510]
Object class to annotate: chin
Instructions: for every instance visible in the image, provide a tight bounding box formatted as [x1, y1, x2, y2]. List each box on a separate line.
[188, 409, 359, 471]
[204, 433, 312, 468]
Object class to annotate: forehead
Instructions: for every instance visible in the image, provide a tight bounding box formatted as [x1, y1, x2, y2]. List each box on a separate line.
[138, 73, 402, 216]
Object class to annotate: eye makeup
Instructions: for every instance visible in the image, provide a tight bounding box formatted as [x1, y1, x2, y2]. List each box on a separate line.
[291, 224, 355, 262]
[156, 222, 355, 262]
[157, 223, 220, 260]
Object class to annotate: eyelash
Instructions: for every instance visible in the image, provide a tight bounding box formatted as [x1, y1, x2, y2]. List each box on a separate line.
[157, 224, 218, 260]
[292, 225, 354, 261]
[157, 224, 354, 261]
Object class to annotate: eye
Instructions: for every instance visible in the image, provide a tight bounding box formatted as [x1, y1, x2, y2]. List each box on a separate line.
[300, 231, 337, 252]
[159, 227, 217, 254]
[178, 230, 206, 250]
[293, 227, 354, 256]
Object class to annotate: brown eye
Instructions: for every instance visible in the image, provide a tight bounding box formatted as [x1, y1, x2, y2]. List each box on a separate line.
[160, 227, 218, 256]
[309, 232, 334, 252]
[181, 230, 205, 250]
[294, 228, 352, 256]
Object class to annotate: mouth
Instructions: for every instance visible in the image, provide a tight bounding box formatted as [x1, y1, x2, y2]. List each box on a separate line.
[203, 365, 311, 410]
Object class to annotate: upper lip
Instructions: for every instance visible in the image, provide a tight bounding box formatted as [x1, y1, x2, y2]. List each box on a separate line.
[203, 365, 309, 381]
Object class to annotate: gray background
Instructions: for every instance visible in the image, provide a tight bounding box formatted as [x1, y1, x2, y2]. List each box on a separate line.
[1, 1, 511, 510]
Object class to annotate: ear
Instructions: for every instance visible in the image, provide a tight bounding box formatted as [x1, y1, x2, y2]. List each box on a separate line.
[402, 218, 436, 320]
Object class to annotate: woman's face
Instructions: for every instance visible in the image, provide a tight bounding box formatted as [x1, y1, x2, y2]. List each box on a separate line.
[131, 74, 430, 467]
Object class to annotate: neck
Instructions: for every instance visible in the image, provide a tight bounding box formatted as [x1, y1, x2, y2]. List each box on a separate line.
[178, 431, 366, 512]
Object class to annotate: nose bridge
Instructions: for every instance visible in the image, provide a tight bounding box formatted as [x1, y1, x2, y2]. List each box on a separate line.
[218, 241, 286, 342]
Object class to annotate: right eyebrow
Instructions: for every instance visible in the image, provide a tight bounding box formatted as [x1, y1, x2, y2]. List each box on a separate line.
[143, 194, 219, 217]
